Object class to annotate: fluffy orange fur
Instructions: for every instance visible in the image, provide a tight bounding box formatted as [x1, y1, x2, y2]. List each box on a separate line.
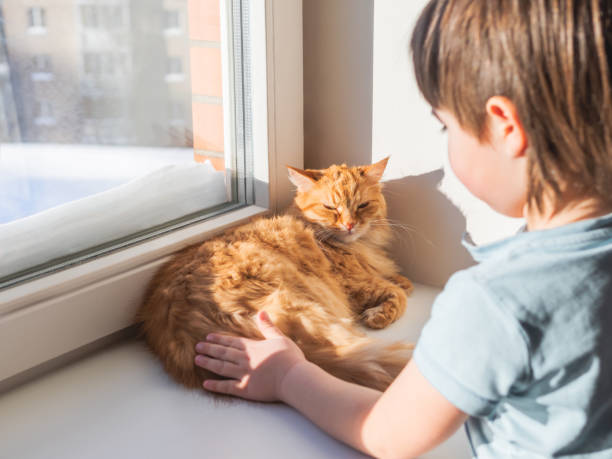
[136, 158, 414, 392]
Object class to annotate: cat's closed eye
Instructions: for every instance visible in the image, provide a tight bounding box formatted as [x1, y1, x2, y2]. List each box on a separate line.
[358, 202, 370, 209]
[323, 204, 336, 211]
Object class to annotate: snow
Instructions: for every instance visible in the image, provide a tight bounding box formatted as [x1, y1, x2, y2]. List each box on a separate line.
[0, 143, 229, 279]
[0, 143, 198, 223]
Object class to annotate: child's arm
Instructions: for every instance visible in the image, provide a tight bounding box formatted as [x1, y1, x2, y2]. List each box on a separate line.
[280, 357, 466, 457]
[195, 311, 467, 458]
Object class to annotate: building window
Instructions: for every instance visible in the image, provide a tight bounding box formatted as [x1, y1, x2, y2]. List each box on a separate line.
[165, 56, 184, 82]
[27, 7, 46, 32]
[34, 100, 55, 125]
[101, 54, 115, 75]
[0, 0, 254, 289]
[168, 101, 184, 125]
[83, 53, 126, 76]
[164, 10, 180, 33]
[81, 5, 123, 29]
[80, 5, 98, 28]
[32, 54, 52, 72]
[166, 56, 182, 75]
[31, 55, 53, 81]
[100, 6, 123, 29]
[82, 96, 125, 120]
[83, 52, 101, 75]
[36, 100, 52, 117]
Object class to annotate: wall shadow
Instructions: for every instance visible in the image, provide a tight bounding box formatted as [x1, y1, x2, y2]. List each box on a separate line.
[383, 169, 475, 288]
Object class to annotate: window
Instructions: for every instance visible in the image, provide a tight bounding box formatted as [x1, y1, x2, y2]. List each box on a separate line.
[101, 6, 123, 29]
[100, 53, 115, 75]
[164, 10, 180, 32]
[82, 96, 125, 119]
[166, 56, 182, 74]
[27, 7, 46, 30]
[80, 5, 98, 28]
[34, 100, 55, 125]
[83, 52, 101, 75]
[165, 56, 185, 82]
[0, 0, 303, 387]
[31, 54, 52, 72]
[80, 5, 124, 30]
[82, 52, 124, 76]
[0, 0, 251, 287]
[168, 101, 185, 125]
[30, 54, 53, 81]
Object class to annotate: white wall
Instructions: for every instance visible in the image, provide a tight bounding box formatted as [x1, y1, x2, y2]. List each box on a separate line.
[303, 0, 524, 287]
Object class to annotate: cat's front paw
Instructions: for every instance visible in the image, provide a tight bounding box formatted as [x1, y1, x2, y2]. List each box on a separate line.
[391, 274, 414, 293]
[359, 302, 401, 329]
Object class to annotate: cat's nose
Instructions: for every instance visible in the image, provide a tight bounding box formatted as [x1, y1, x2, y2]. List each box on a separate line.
[345, 222, 354, 233]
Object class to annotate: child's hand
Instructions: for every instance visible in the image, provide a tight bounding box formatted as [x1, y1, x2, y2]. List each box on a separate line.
[194, 310, 306, 402]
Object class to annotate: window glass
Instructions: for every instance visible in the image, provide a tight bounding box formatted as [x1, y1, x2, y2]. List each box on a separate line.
[27, 7, 46, 29]
[0, 0, 253, 288]
[31, 54, 51, 72]
[167, 56, 183, 75]
[164, 10, 180, 31]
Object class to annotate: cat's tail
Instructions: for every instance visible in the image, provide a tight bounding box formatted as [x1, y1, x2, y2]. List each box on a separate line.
[299, 335, 414, 392]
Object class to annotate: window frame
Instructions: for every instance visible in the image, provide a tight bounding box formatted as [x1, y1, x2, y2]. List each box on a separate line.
[27, 7, 47, 33]
[0, 0, 303, 386]
[33, 100, 55, 125]
[163, 9, 182, 35]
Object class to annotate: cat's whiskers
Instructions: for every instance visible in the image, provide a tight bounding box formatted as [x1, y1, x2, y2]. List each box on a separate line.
[369, 221, 415, 249]
[369, 218, 436, 249]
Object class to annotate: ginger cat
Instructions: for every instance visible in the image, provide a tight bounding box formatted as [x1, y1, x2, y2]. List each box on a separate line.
[136, 157, 414, 392]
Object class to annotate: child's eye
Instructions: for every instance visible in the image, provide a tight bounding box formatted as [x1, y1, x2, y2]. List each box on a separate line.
[358, 202, 370, 209]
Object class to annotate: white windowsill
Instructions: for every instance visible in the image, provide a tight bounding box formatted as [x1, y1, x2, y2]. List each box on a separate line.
[0, 204, 270, 383]
[33, 116, 56, 126]
[163, 28, 183, 36]
[31, 72, 54, 81]
[164, 73, 186, 83]
[0, 282, 471, 458]
[26, 26, 47, 35]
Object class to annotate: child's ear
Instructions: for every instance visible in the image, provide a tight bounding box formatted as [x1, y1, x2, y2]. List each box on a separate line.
[287, 166, 322, 192]
[360, 156, 390, 182]
[485, 97, 527, 158]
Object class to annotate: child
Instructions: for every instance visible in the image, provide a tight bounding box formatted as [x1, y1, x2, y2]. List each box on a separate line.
[194, 0, 612, 456]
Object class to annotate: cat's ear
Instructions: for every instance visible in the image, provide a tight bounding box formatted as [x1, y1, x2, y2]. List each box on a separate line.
[360, 156, 389, 182]
[287, 166, 322, 192]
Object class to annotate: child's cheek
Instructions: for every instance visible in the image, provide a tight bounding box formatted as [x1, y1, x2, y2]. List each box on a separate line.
[448, 140, 475, 193]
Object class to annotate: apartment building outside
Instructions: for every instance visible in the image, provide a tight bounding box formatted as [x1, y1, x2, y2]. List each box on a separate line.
[0, 0, 193, 147]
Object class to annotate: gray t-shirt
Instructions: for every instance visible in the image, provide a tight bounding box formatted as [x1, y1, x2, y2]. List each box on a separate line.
[414, 213, 612, 458]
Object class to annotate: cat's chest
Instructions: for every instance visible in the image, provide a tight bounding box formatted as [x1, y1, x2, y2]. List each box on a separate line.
[324, 245, 377, 279]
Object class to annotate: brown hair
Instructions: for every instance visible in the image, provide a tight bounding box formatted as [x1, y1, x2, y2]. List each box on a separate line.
[411, 0, 612, 210]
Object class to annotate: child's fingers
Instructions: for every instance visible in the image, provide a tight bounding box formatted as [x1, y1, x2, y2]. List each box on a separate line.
[195, 342, 245, 364]
[194, 355, 245, 379]
[203, 378, 245, 397]
[205, 333, 248, 349]
[256, 310, 284, 339]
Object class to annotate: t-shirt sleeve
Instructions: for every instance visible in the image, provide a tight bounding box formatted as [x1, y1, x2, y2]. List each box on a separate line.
[413, 270, 530, 417]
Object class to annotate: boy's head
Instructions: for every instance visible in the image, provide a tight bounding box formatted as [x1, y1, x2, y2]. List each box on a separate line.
[411, 0, 612, 212]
